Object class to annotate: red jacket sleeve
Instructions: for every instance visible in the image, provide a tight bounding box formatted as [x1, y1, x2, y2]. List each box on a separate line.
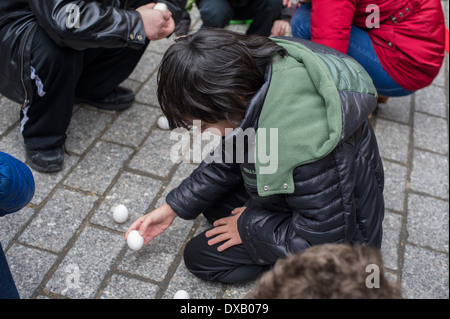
[310, 0, 358, 54]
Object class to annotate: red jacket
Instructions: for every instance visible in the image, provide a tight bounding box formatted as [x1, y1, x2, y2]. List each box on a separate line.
[308, 0, 446, 91]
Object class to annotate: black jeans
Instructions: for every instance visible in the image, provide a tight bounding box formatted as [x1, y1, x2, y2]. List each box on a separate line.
[196, 0, 283, 36]
[183, 184, 271, 283]
[21, 26, 149, 151]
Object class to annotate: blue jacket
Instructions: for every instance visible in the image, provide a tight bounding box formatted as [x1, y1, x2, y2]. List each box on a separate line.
[0, 152, 35, 217]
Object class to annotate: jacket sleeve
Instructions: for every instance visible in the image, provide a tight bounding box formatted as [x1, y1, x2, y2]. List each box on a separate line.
[29, 0, 147, 50]
[310, 0, 357, 53]
[0, 152, 35, 217]
[166, 160, 244, 220]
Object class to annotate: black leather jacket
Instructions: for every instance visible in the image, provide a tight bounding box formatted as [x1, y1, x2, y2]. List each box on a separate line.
[0, 0, 185, 107]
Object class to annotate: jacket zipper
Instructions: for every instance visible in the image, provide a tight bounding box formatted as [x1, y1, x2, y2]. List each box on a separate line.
[20, 22, 37, 110]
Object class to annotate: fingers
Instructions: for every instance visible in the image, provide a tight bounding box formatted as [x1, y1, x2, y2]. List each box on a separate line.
[207, 232, 230, 247]
[231, 206, 246, 215]
[206, 229, 240, 252]
[206, 224, 226, 238]
[217, 238, 240, 252]
[205, 229, 236, 252]
[138, 213, 155, 237]
[125, 217, 143, 239]
[230, 208, 240, 215]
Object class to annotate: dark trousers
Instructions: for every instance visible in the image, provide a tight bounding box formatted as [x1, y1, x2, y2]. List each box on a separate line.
[0, 243, 20, 299]
[21, 27, 149, 151]
[183, 184, 271, 283]
[196, 0, 283, 36]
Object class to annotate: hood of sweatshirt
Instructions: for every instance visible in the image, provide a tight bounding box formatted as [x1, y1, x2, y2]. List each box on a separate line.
[254, 37, 378, 197]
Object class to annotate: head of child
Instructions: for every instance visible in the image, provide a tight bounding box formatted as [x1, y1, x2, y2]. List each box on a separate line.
[157, 28, 287, 135]
[246, 244, 402, 299]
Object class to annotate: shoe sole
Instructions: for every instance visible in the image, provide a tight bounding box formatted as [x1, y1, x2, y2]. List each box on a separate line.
[25, 157, 63, 173]
[26, 161, 63, 173]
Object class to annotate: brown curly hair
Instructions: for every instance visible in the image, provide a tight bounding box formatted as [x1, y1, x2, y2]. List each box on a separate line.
[246, 244, 402, 299]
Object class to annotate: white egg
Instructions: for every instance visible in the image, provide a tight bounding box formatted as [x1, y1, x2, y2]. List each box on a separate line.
[157, 116, 170, 130]
[173, 290, 190, 299]
[112, 204, 129, 224]
[154, 3, 168, 11]
[127, 230, 144, 251]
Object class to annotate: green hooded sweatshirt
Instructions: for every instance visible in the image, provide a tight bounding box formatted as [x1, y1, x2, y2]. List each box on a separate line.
[255, 38, 377, 197]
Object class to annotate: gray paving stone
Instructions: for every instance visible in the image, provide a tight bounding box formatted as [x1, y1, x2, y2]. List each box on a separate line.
[413, 112, 448, 154]
[120, 79, 142, 94]
[90, 172, 163, 232]
[128, 129, 177, 178]
[30, 154, 80, 205]
[381, 212, 402, 271]
[376, 95, 411, 124]
[64, 141, 133, 194]
[0, 97, 20, 136]
[0, 126, 26, 160]
[375, 118, 410, 164]
[156, 163, 198, 207]
[222, 282, 256, 299]
[7, 244, 58, 299]
[146, 37, 175, 55]
[102, 103, 160, 147]
[410, 150, 449, 199]
[0, 207, 34, 247]
[100, 274, 159, 299]
[407, 194, 449, 252]
[135, 73, 159, 107]
[19, 189, 98, 253]
[162, 258, 223, 299]
[432, 56, 447, 88]
[45, 226, 124, 298]
[118, 217, 195, 282]
[0, 126, 80, 205]
[415, 85, 447, 118]
[402, 245, 449, 299]
[128, 50, 164, 83]
[383, 161, 407, 212]
[66, 107, 113, 155]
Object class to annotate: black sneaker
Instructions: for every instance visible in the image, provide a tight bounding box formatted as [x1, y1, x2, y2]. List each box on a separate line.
[75, 86, 135, 111]
[25, 147, 64, 173]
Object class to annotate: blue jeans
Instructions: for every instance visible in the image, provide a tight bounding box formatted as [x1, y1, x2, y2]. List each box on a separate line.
[291, 4, 414, 97]
[0, 243, 20, 299]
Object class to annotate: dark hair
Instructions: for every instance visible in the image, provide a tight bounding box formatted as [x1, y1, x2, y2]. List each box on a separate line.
[157, 28, 287, 130]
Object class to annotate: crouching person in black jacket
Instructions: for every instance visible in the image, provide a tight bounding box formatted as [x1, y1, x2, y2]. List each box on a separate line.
[126, 29, 385, 284]
[0, 0, 185, 173]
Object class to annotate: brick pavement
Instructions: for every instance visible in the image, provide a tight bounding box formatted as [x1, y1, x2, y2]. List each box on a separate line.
[0, 3, 448, 299]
